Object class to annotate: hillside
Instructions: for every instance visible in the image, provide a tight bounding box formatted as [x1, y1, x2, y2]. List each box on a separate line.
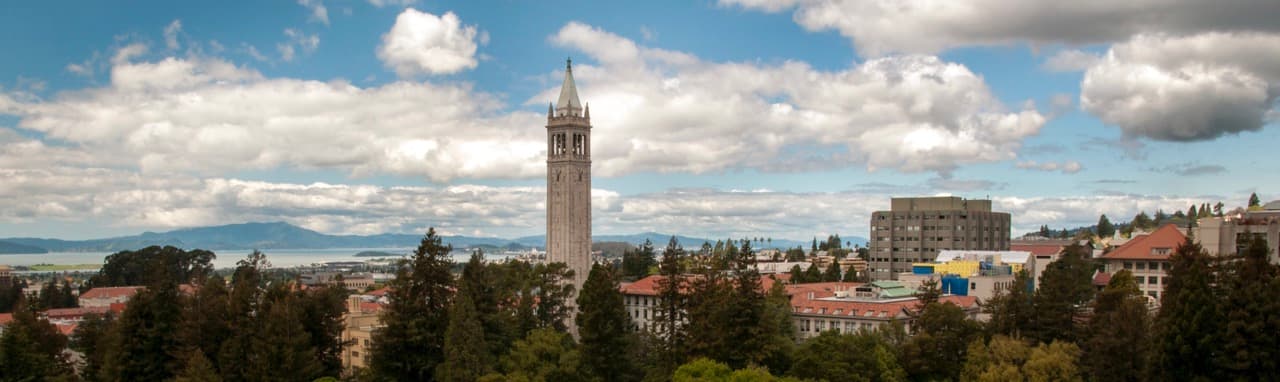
[0, 240, 49, 254]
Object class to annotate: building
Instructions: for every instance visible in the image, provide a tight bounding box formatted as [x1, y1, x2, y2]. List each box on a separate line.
[78, 286, 144, 308]
[1011, 240, 1066, 289]
[341, 292, 387, 371]
[788, 282, 979, 339]
[545, 59, 592, 304]
[869, 197, 1011, 280]
[1097, 224, 1186, 301]
[1195, 201, 1280, 262]
[300, 272, 376, 291]
[896, 250, 1029, 303]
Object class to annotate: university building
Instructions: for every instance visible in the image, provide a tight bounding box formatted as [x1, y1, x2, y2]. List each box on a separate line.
[868, 197, 1011, 280]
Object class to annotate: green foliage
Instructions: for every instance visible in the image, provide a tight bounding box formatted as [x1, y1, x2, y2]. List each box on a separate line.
[1217, 235, 1279, 378]
[647, 237, 689, 380]
[459, 251, 514, 361]
[1023, 341, 1083, 382]
[370, 228, 456, 381]
[983, 270, 1034, 338]
[1248, 192, 1261, 208]
[1096, 214, 1116, 238]
[1152, 235, 1223, 381]
[577, 263, 642, 382]
[823, 261, 841, 282]
[101, 280, 184, 381]
[1030, 244, 1094, 343]
[622, 239, 658, 280]
[788, 330, 906, 382]
[173, 349, 223, 382]
[0, 307, 74, 380]
[803, 264, 821, 283]
[71, 312, 115, 381]
[495, 328, 583, 382]
[1081, 269, 1149, 382]
[961, 336, 1082, 382]
[437, 284, 492, 382]
[89, 245, 215, 288]
[673, 358, 798, 382]
[901, 302, 981, 381]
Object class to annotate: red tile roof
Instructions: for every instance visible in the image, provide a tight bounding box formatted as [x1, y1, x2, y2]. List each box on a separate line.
[1012, 243, 1064, 257]
[1100, 224, 1186, 261]
[358, 302, 384, 314]
[367, 287, 390, 297]
[0, 313, 11, 326]
[79, 286, 144, 300]
[55, 322, 78, 336]
[790, 294, 978, 319]
[1093, 271, 1112, 287]
[620, 274, 785, 296]
[43, 307, 111, 319]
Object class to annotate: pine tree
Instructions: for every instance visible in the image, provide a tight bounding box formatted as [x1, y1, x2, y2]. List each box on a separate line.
[983, 270, 1034, 338]
[1096, 214, 1116, 238]
[436, 285, 492, 382]
[1152, 234, 1223, 381]
[0, 306, 74, 380]
[296, 284, 349, 377]
[577, 263, 642, 382]
[1030, 244, 1094, 343]
[900, 301, 980, 381]
[103, 279, 185, 381]
[788, 264, 805, 284]
[1248, 192, 1261, 208]
[459, 251, 512, 362]
[370, 228, 456, 381]
[648, 237, 688, 380]
[249, 286, 325, 381]
[71, 312, 115, 381]
[1214, 202, 1225, 216]
[173, 349, 223, 382]
[1217, 235, 1279, 377]
[181, 276, 231, 374]
[803, 263, 822, 283]
[823, 261, 842, 282]
[217, 251, 269, 381]
[1081, 270, 1149, 381]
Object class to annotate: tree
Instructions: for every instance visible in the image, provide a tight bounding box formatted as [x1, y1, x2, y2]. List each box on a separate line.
[787, 265, 805, 284]
[495, 328, 583, 382]
[577, 263, 642, 382]
[173, 349, 223, 382]
[181, 276, 231, 374]
[1151, 234, 1223, 381]
[648, 237, 689, 380]
[961, 335, 1029, 382]
[901, 301, 980, 381]
[249, 285, 325, 381]
[296, 284, 349, 377]
[436, 284, 492, 382]
[982, 270, 1034, 338]
[1081, 269, 1150, 381]
[89, 245, 214, 288]
[622, 239, 658, 280]
[0, 306, 74, 380]
[803, 264, 821, 283]
[1023, 341, 1083, 382]
[823, 261, 842, 282]
[459, 251, 514, 362]
[1096, 214, 1116, 238]
[1132, 212, 1154, 230]
[788, 330, 906, 382]
[1248, 192, 1261, 208]
[1030, 244, 1094, 343]
[217, 250, 270, 381]
[370, 228, 456, 381]
[1217, 235, 1279, 377]
[102, 279, 185, 381]
[72, 312, 115, 381]
[1214, 202, 1225, 216]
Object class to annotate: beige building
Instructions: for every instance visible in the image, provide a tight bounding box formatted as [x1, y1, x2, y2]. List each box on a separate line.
[1098, 224, 1185, 301]
[1195, 201, 1280, 262]
[78, 286, 144, 308]
[789, 282, 979, 338]
[545, 59, 593, 305]
[869, 197, 1011, 280]
[341, 293, 385, 372]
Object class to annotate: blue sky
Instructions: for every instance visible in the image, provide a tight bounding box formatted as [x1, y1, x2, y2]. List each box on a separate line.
[1, 0, 1277, 240]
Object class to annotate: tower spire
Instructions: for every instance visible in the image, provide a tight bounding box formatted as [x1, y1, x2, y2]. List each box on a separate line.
[555, 58, 582, 116]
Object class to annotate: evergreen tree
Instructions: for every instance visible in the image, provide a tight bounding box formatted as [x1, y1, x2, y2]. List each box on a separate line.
[789, 329, 906, 382]
[577, 263, 642, 382]
[436, 285, 491, 382]
[622, 239, 658, 280]
[173, 349, 223, 382]
[1030, 244, 1094, 343]
[1214, 202, 1225, 216]
[1152, 234, 1223, 381]
[1096, 214, 1116, 238]
[0, 306, 74, 380]
[787, 264, 805, 284]
[1132, 212, 1154, 230]
[1081, 270, 1149, 382]
[1217, 236, 1279, 377]
[217, 251, 269, 381]
[803, 263, 822, 283]
[900, 301, 981, 381]
[982, 270, 1034, 338]
[648, 237, 688, 380]
[370, 228, 456, 381]
[842, 265, 860, 282]
[459, 251, 513, 362]
[102, 278, 185, 381]
[1248, 192, 1261, 208]
[297, 284, 349, 377]
[181, 276, 231, 374]
[823, 261, 842, 282]
[249, 285, 325, 381]
[71, 312, 115, 381]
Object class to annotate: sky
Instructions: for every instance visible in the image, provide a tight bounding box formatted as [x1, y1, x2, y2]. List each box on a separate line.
[1, 0, 1277, 241]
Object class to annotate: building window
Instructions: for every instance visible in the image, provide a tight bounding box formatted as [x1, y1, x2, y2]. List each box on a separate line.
[1135, 276, 1145, 284]
[1148, 277, 1157, 285]
[1124, 262, 1132, 269]
[1136, 262, 1145, 270]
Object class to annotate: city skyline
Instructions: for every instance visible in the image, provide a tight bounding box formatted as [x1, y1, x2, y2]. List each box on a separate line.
[2, 1, 1277, 240]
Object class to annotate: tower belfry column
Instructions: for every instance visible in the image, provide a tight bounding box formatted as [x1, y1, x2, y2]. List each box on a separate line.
[546, 59, 592, 328]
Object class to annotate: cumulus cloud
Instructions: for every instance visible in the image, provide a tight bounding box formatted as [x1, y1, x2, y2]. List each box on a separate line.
[378, 9, 479, 76]
[546, 22, 1046, 176]
[720, 0, 1280, 56]
[278, 28, 321, 62]
[1015, 160, 1083, 174]
[1042, 49, 1100, 72]
[368, 0, 416, 8]
[1081, 32, 1280, 141]
[298, 0, 329, 26]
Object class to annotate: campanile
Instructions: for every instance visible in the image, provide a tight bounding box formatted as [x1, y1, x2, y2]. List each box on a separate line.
[546, 59, 591, 295]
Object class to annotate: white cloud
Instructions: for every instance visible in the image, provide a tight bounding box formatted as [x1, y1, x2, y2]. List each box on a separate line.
[720, 0, 1280, 56]
[1016, 160, 1083, 174]
[278, 28, 321, 62]
[66, 63, 93, 77]
[368, 0, 416, 8]
[1081, 32, 1280, 141]
[1042, 49, 1100, 72]
[112, 43, 148, 65]
[298, 0, 329, 26]
[378, 9, 479, 76]
[547, 22, 1046, 176]
[164, 20, 182, 50]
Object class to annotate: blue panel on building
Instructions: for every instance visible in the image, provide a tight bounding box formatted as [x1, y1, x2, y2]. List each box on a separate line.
[912, 265, 934, 275]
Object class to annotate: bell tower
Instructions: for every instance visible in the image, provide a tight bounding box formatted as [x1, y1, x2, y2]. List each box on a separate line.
[546, 58, 591, 299]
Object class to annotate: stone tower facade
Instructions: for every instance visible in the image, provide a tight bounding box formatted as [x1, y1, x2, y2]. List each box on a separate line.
[546, 59, 592, 294]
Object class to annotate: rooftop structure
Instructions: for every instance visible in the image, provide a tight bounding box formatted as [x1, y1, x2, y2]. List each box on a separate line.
[1097, 224, 1187, 300]
[869, 196, 1011, 280]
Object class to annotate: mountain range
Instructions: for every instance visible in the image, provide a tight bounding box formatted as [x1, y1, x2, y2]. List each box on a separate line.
[0, 222, 865, 254]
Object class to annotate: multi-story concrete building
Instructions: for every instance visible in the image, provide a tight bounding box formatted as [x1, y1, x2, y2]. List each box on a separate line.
[895, 250, 1029, 303]
[545, 59, 592, 319]
[341, 290, 387, 372]
[869, 197, 1011, 280]
[1195, 201, 1280, 262]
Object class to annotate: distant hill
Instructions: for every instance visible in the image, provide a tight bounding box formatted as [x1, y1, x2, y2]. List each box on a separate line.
[0, 240, 48, 254]
[1, 222, 866, 254]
